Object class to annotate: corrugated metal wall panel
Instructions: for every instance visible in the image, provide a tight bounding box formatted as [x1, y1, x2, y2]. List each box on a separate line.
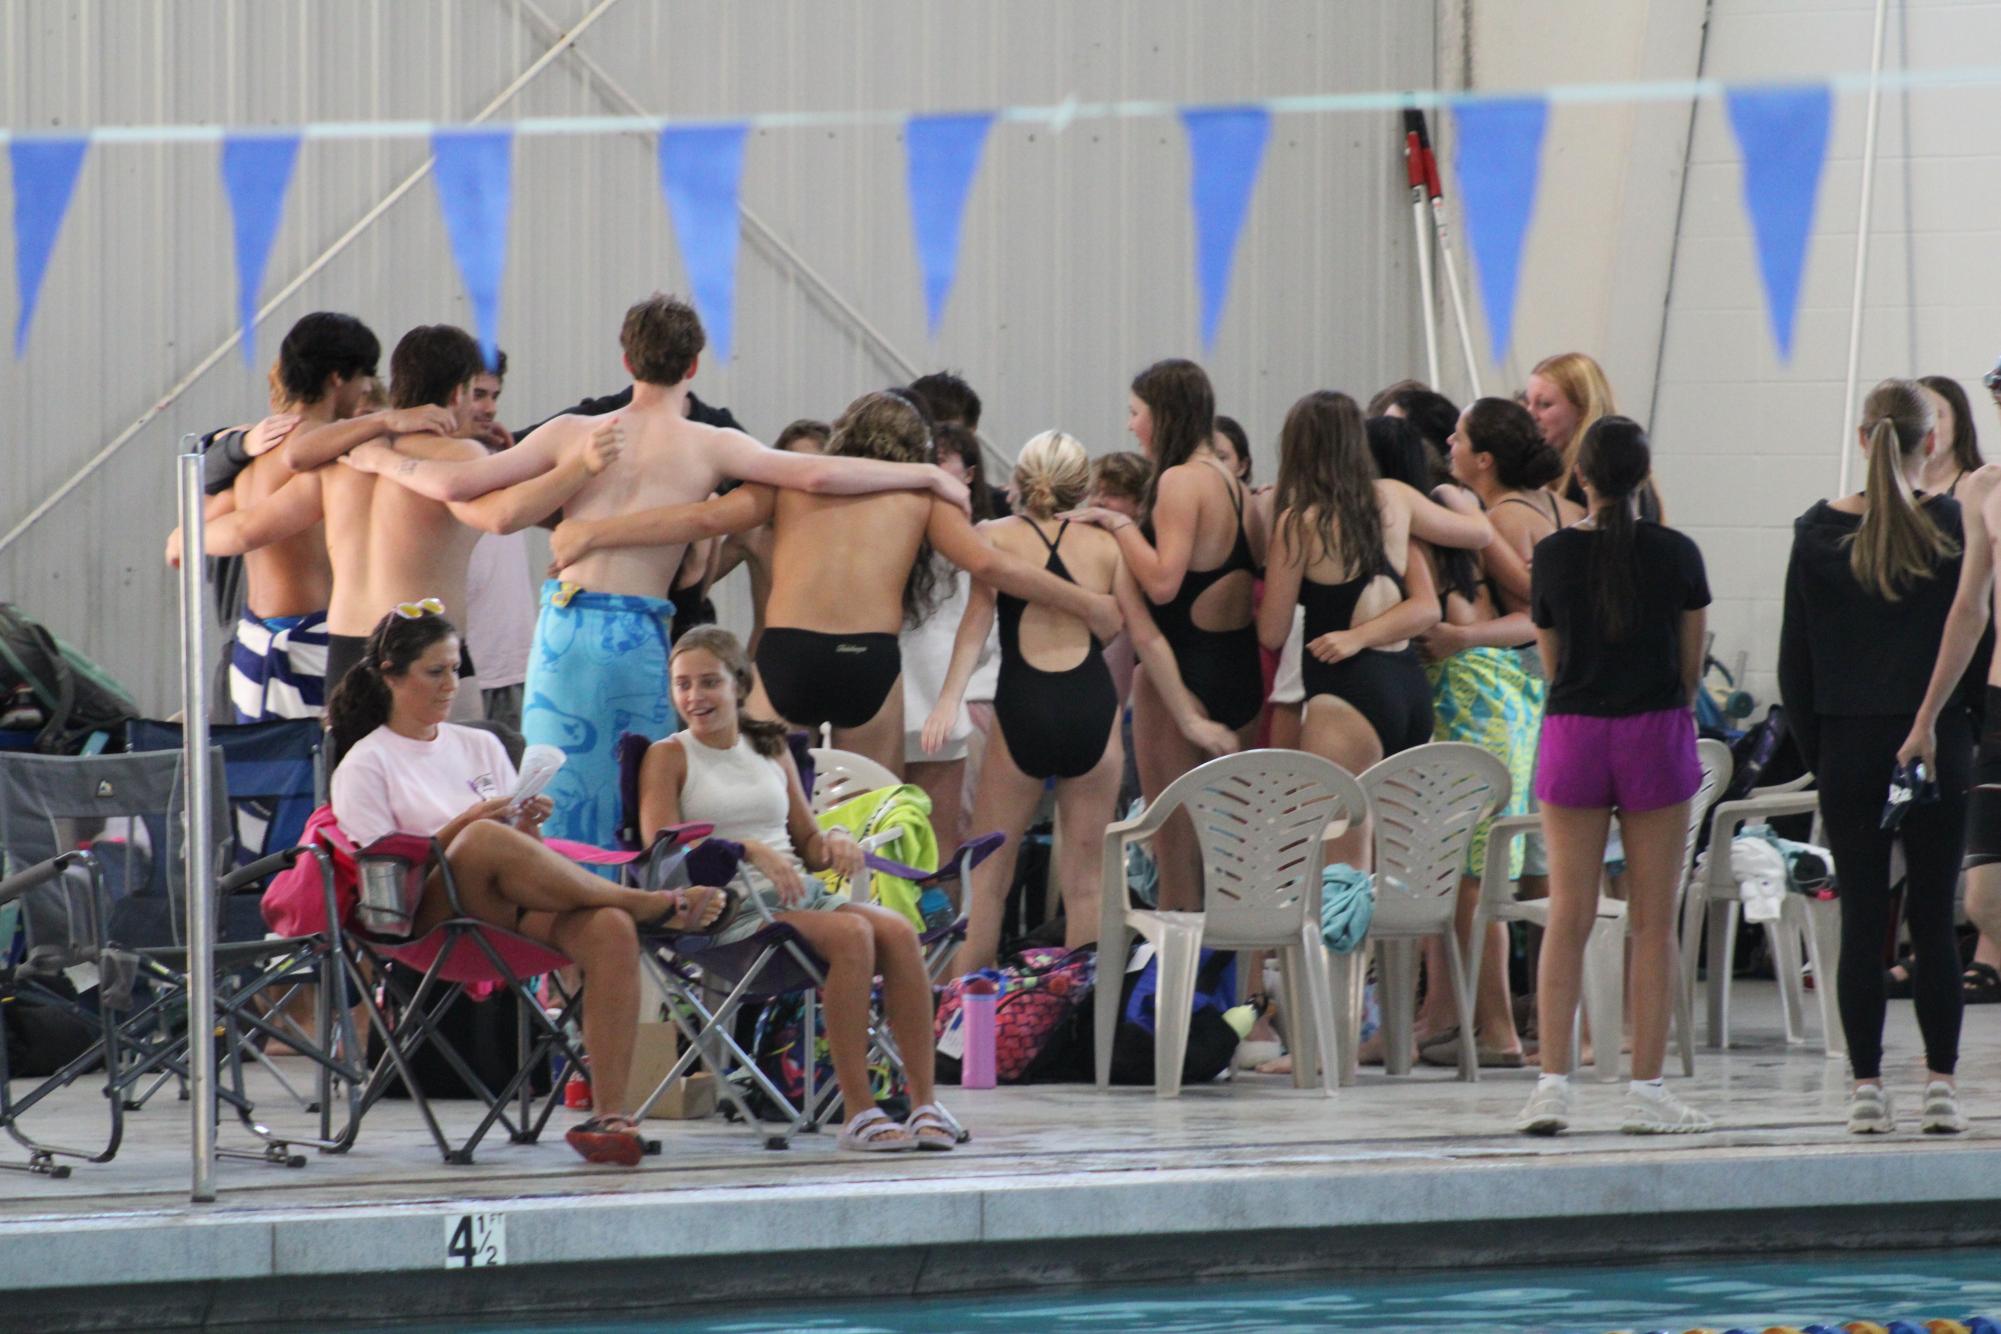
[0, 0, 1429, 713]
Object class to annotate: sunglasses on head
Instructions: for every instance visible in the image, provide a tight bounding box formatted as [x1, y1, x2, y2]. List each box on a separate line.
[393, 597, 446, 620]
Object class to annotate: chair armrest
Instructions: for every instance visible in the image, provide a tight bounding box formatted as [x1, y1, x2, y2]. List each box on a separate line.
[218, 845, 308, 896]
[0, 849, 94, 907]
[1704, 789, 1822, 890]
[1476, 814, 1542, 915]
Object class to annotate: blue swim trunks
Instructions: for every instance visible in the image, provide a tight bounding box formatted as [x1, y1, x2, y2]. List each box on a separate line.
[521, 582, 677, 849]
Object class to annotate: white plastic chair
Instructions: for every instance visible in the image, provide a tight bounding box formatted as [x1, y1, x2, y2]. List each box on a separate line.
[1358, 743, 1510, 1082]
[807, 747, 900, 814]
[1471, 738, 1730, 1082]
[1681, 770, 1842, 1058]
[1096, 749, 1368, 1098]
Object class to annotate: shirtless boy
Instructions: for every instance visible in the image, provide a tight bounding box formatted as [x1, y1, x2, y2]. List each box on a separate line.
[202, 326, 614, 743]
[176, 313, 380, 721]
[504, 294, 970, 847]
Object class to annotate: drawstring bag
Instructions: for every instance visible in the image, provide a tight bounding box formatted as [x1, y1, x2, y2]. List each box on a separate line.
[1320, 863, 1374, 953]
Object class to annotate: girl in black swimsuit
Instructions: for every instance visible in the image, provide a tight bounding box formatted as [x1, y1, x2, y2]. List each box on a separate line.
[1066, 359, 1264, 912]
[1258, 391, 1442, 862]
[927, 430, 1235, 973]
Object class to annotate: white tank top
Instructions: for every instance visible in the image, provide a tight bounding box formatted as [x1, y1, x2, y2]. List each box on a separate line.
[672, 730, 805, 886]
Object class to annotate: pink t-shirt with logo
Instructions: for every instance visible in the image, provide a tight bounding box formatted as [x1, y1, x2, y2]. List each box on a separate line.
[330, 723, 517, 847]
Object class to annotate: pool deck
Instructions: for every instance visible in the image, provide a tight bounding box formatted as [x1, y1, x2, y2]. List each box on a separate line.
[2, 982, 1997, 1329]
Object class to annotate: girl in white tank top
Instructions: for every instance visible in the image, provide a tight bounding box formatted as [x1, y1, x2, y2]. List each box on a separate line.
[638, 627, 962, 1154]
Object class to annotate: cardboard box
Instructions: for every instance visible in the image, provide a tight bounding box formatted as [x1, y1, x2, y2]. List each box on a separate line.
[626, 1020, 717, 1121]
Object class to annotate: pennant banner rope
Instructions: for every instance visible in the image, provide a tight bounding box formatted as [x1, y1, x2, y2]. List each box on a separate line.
[658, 123, 750, 363]
[9, 137, 89, 357]
[2, 61, 1998, 148]
[904, 112, 995, 337]
[220, 134, 303, 368]
[1725, 86, 1834, 363]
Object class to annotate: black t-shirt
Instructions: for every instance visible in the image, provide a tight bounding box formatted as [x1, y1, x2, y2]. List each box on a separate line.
[1531, 522, 1711, 717]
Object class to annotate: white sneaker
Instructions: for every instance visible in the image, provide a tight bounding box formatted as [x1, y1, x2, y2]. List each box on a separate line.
[1517, 1081, 1573, 1136]
[1846, 1083, 1895, 1135]
[1621, 1082, 1714, 1135]
[1919, 1081, 1967, 1135]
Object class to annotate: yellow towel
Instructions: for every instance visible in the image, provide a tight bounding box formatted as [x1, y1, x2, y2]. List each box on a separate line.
[815, 782, 938, 929]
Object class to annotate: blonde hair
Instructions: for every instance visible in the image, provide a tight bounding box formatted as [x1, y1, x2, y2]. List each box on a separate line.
[1533, 352, 1617, 495]
[1012, 430, 1092, 519]
[1849, 378, 1955, 601]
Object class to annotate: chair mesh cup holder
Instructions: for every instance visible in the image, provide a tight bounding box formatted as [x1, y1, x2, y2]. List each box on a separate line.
[357, 851, 423, 937]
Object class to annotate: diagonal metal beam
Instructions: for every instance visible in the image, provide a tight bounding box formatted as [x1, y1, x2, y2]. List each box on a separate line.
[0, 0, 631, 558]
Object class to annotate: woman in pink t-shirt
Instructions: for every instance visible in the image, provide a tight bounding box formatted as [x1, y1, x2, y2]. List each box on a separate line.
[327, 604, 722, 1166]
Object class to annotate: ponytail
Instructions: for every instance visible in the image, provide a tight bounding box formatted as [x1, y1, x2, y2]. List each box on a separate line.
[1012, 429, 1091, 519]
[1575, 417, 1651, 642]
[1850, 378, 1957, 601]
[325, 607, 460, 762]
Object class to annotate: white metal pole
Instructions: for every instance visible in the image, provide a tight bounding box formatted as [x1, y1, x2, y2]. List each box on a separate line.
[1404, 123, 1442, 388]
[1837, 0, 1891, 495]
[1433, 216, 1485, 400]
[178, 447, 217, 1204]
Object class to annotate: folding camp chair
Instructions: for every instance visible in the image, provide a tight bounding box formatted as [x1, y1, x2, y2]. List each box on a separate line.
[125, 719, 338, 1115]
[0, 749, 359, 1170]
[618, 735, 997, 1145]
[328, 822, 703, 1164]
[0, 849, 123, 1176]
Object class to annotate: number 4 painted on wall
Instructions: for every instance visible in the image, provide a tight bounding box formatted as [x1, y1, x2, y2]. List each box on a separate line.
[445, 1212, 507, 1269]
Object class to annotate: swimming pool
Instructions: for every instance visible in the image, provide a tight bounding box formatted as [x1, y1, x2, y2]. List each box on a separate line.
[412, 1248, 2001, 1333]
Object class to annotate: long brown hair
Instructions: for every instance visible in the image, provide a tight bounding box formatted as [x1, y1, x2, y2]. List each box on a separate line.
[1850, 378, 1956, 601]
[1917, 374, 1984, 476]
[325, 609, 460, 763]
[1275, 391, 1381, 574]
[826, 390, 940, 625]
[1131, 358, 1216, 523]
[669, 627, 791, 759]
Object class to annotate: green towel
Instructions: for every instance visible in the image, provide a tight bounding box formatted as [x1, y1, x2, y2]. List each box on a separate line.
[816, 782, 939, 929]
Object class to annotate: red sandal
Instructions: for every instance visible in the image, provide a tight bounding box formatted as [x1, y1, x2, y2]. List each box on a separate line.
[565, 1115, 645, 1166]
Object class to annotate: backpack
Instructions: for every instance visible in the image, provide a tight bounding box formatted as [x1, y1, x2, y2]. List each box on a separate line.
[1, 969, 102, 1079]
[733, 989, 907, 1123]
[934, 943, 1096, 1084]
[364, 960, 554, 1101]
[0, 603, 139, 754]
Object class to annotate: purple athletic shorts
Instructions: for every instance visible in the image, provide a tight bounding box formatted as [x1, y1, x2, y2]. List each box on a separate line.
[1533, 707, 1701, 812]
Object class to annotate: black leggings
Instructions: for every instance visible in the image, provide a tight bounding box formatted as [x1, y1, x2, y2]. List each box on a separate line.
[1813, 709, 1969, 1079]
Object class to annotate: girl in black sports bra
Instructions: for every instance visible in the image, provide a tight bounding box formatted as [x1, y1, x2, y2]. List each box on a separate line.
[1258, 391, 1443, 861]
[927, 430, 1235, 973]
[1063, 359, 1263, 913]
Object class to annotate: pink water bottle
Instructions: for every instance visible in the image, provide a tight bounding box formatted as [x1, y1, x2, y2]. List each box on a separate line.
[961, 977, 999, 1089]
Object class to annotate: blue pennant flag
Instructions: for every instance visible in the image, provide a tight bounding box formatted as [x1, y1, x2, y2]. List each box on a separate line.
[657, 123, 749, 363]
[904, 112, 994, 337]
[1452, 98, 1549, 365]
[430, 128, 513, 369]
[1179, 106, 1271, 351]
[9, 136, 89, 358]
[1725, 85, 1832, 363]
[221, 133, 302, 367]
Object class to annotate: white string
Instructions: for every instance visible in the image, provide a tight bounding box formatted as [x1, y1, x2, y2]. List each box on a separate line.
[5, 61, 2001, 148]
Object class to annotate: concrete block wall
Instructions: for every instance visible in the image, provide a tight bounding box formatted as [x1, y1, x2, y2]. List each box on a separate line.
[1653, 0, 2001, 702]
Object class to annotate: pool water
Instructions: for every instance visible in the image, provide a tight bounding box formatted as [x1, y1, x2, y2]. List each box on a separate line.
[432, 1249, 2001, 1333]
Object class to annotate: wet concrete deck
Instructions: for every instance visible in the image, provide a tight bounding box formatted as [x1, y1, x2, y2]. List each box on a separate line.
[1, 981, 1995, 1329]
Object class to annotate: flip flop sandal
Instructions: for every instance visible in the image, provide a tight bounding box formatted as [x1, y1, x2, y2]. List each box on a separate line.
[903, 1103, 959, 1152]
[642, 885, 739, 938]
[565, 1115, 645, 1167]
[1963, 961, 2001, 1005]
[836, 1107, 913, 1153]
